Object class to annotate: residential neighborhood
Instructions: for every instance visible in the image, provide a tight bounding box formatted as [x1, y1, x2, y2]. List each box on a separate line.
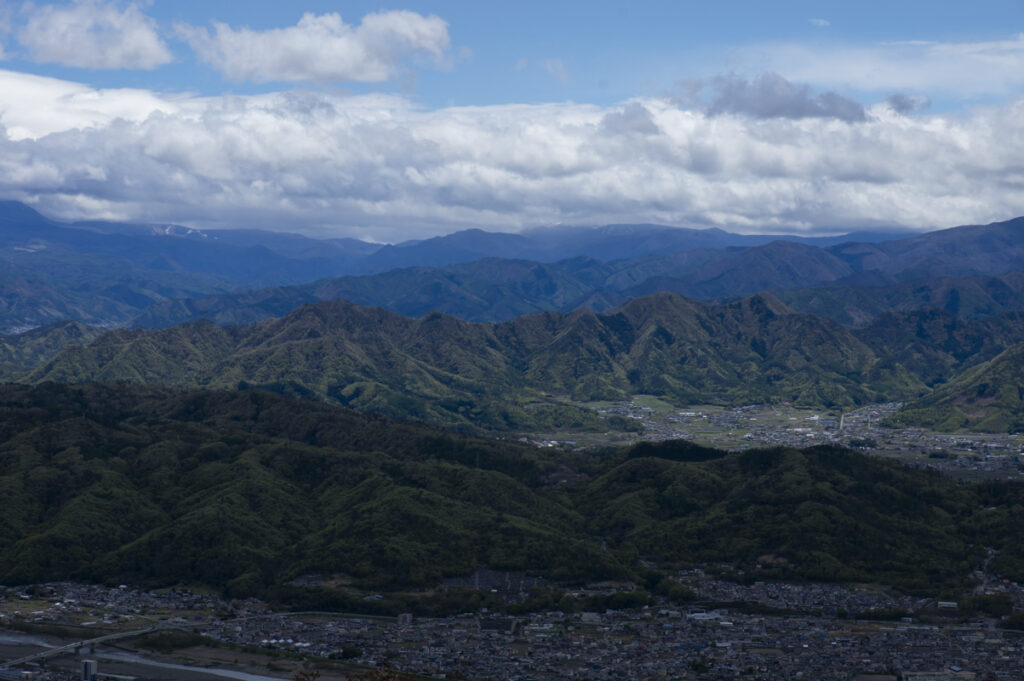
[3, 574, 1024, 681]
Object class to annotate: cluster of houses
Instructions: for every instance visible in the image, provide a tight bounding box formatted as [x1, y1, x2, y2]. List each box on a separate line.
[6, 578, 1024, 680]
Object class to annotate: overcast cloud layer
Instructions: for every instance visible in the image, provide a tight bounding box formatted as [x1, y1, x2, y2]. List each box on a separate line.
[1, 69, 1022, 241]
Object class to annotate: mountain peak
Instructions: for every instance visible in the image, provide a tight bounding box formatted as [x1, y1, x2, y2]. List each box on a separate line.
[743, 291, 792, 316]
[0, 200, 50, 225]
[715, 292, 793, 323]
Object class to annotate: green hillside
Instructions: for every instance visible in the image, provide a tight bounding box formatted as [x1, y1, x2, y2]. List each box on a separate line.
[853, 309, 1024, 387]
[895, 342, 1024, 432]
[2, 383, 1023, 599]
[0, 383, 614, 593]
[20, 293, 927, 432]
[582, 445, 978, 592]
[16, 293, 1024, 434]
[0, 321, 107, 378]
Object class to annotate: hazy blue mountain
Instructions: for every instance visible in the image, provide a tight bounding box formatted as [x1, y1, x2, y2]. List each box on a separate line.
[0, 201, 378, 330]
[779, 273, 1024, 325]
[827, 216, 1024, 281]
[0, 202, 373, 284]
[5, 200, 1024, 333]
[71, 219, 381, 260]
[356, 222, 913, 273]
[131, 217, 1024, 330]
[132, 257, 620, 328]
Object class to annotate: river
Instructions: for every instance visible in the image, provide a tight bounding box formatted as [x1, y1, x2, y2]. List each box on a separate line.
[0, 631, 284, 681]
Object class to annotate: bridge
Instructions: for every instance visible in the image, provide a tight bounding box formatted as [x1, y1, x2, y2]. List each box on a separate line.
[1, 610, 397, 672]
[0, 626, 161, 670]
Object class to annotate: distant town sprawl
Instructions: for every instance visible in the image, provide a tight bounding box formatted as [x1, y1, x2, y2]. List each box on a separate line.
[3, 573, 1024, 680]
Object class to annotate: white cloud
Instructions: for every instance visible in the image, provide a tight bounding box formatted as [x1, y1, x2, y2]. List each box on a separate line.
[1, 70, 1023, 241]
[809, 18, 830, 27]
[600, 102, 661, 136]
[743, 33, 1024, 97]
[18, 0, 172, 70]
[0, 69, 191, 139]
[177, 11, 449, 83]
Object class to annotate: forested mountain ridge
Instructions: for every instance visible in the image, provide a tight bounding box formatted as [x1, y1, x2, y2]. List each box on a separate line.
[0, 383, 610, 593]
[17, 293, 929, 431]
[9, 292, 1024, 432]
[0, 321, 106, 379]
[894, 342, 1024, 432]
[2, 382, 1022, 600]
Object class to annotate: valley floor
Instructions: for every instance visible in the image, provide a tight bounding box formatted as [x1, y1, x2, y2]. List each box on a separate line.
[524, 398, 1024, 481]
[4, 576, 1024, 680]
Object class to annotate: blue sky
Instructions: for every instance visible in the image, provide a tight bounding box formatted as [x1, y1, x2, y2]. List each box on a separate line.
[1, 1, 1023, 240]
[7, 1, 1024, 108]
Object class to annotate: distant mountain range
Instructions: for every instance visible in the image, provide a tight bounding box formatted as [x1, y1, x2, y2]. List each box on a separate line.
[0, 200, 934, 331]
[0, 201, 376, 331]
[133, 227, 1024, 329]
[346, 222, 913, 274]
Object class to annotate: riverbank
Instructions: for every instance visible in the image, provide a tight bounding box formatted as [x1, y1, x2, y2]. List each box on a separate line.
[0, 630, 345, 681]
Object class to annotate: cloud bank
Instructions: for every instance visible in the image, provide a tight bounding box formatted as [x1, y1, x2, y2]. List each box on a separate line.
[19, 0, 172, 69]
[177, 11, 450, 83]
[706, 73, 866, 122]
[0, 70, 1022, 241]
